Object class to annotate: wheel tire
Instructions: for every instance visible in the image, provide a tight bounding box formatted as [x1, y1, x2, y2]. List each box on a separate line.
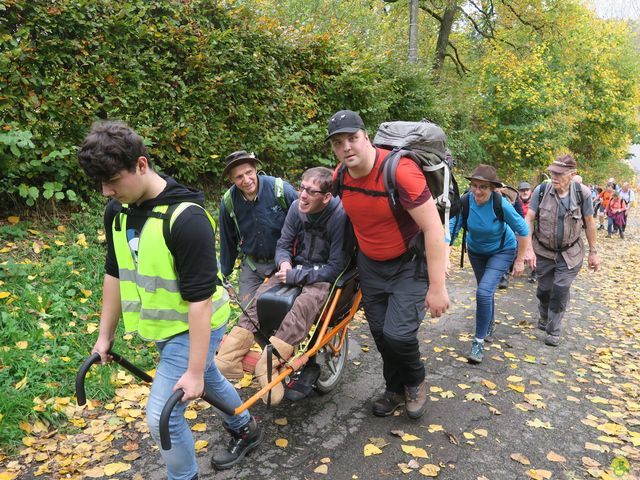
[315, 327, 349, 394]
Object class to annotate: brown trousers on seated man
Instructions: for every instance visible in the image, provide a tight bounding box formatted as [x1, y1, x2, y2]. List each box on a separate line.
[216, 276, 330, 404]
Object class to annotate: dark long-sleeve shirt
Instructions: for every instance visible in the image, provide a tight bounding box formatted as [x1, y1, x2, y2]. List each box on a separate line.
[219, 175, 297, 277]
[275, 197, 349, 285]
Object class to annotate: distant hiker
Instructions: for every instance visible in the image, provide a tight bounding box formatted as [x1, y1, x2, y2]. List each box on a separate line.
[518, 181, 533, 216]
[77, 121, 262, 476]
[606, 191, 627, 239]
[327, 109, 449, 420]
[449, 165, 529, 363]
[518, 181, 536, 283]
[216, 167, 348, 405]
[619, 182, 635, 233]
[524, 154, 600, 347]
[219, 150, 297, 307]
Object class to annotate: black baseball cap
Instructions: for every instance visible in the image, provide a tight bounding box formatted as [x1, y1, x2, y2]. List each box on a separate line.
[325, 110, 366, 141]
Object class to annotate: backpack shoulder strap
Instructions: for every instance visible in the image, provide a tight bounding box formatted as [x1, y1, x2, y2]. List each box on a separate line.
[492, 191, 504, 222]
[274, 177, 287, 210]
[492, 192, 506, 249]
[222, 186, 242, 241]
[162, 203, 186, 252]
[332, 164, 346, 198]
[460, 192, 471, 228]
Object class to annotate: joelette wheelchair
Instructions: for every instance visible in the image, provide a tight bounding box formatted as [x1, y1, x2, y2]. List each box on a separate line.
[75, 265, 361, 450]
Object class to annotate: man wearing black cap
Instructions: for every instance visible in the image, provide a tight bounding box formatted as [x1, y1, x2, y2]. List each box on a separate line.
[218, 151, 297, 308]
[524, 154, 600, 347]
[326, 110, 449, 420]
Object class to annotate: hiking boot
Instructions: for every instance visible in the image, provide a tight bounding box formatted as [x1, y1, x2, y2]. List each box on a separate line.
[404, 381, 428, 419]
[371, 390, 405, 417]
[528, 271, 537, 283]
[620, 232, 624, 239]
[545, 334, 560, 347]
[606, 234, 611, 238]
[468, 339, 484, 364]
[211, 417, 263, 470]
[498, 274, 509, 290]
[537, 319, 548, 332]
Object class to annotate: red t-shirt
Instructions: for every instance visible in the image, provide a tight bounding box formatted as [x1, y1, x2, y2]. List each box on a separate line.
[339, 148, 431, 261]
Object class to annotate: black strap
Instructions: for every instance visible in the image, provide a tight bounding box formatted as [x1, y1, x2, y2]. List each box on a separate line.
[162, 203, 183, 255]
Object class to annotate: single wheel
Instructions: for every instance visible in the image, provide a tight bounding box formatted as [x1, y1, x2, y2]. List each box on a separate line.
[315, 327, 349, 393]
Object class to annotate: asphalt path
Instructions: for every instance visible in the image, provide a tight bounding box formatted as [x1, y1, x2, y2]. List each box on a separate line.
[118, 213, 638, 480]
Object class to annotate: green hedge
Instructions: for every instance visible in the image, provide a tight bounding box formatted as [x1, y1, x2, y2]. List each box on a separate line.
[0, 0, 440, 210]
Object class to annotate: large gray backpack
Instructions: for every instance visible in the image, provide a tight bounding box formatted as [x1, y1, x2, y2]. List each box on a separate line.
[373, 120, 461, 239]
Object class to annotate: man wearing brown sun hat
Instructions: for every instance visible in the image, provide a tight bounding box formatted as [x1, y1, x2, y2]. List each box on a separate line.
[524, 154, 599, 347]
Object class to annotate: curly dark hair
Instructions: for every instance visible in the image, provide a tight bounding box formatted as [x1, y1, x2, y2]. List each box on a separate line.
[77, 121, 151, 182]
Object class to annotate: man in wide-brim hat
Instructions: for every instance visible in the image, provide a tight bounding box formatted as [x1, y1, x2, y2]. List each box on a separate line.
[218, 150, 298, 309]
[523, 154, 600, 347]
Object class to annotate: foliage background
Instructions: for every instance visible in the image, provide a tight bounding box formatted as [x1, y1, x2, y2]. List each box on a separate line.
[1, 0, 638, 212]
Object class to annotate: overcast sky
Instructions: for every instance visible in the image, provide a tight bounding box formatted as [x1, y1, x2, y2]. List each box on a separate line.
[588, 0, 640, 20]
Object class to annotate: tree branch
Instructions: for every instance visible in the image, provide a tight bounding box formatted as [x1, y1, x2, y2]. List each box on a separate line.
[447, 41, 469, 73]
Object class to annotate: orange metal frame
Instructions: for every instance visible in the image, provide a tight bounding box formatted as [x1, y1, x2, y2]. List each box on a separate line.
[232, 287, 362, 415]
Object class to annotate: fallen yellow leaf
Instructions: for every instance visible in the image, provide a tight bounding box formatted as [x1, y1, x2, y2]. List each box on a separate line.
[275, 438, 288, 448]
[314, 464, 328, 474]
[526, 469, 552, 480]
[0, 292, 11, 299]
[418, 464, 440, 477]
[511, 453, 531, 465]
[15, 341, 28, 349]
[191, 423, 206, 432]
[482, 379, 497, 390]
[547, 451, 566, 462]
[194, 440, 208, 451]
[7, 216, 20, 224]
[104, 462, 131, 476]
[274, 417, 288, 426]
[363, 443, 382, 456]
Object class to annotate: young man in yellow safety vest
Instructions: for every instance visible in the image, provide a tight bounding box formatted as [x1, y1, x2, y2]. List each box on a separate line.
[78, 121, 262, 478]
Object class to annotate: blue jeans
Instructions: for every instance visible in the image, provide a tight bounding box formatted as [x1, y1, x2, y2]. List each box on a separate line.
[467, 249, 516, 339]
[146, 325, 251, 480]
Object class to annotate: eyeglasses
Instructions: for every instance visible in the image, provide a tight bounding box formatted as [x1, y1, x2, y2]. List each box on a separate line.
[470, 183, 491, 191]
[298, 185, 327, 196]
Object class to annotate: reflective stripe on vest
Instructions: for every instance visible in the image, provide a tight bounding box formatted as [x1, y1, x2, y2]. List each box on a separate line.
[113, 202, 229, 341]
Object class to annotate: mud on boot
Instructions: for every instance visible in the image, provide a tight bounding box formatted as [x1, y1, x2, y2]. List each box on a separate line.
[211, 416, 264, 470]
[372, 390, 405, 417]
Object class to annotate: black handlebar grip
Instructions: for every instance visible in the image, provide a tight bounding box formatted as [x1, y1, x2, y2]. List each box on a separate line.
[76, 353, 101, 406]
[160, 389, 184, 450]
[159, 389, 237, 450]
[202, 391, 236, 416]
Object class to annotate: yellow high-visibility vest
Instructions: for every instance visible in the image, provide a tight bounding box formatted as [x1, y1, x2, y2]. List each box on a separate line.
[112, 202, 229, 341]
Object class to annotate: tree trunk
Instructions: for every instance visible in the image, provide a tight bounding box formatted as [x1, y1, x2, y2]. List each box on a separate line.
[433, 1, 459, 74]
[408, 0, 419, 63]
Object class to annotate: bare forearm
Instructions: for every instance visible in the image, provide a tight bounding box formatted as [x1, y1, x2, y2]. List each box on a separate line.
[98, 274, 122, 342]
[424, 228, 446, 289]
[515, 235, 528, 260]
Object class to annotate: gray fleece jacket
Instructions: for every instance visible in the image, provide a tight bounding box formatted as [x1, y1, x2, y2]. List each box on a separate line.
[275, 197, 349, 285]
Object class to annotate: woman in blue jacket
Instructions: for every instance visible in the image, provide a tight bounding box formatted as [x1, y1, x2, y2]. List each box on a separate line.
[450, 165, 530, 364]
